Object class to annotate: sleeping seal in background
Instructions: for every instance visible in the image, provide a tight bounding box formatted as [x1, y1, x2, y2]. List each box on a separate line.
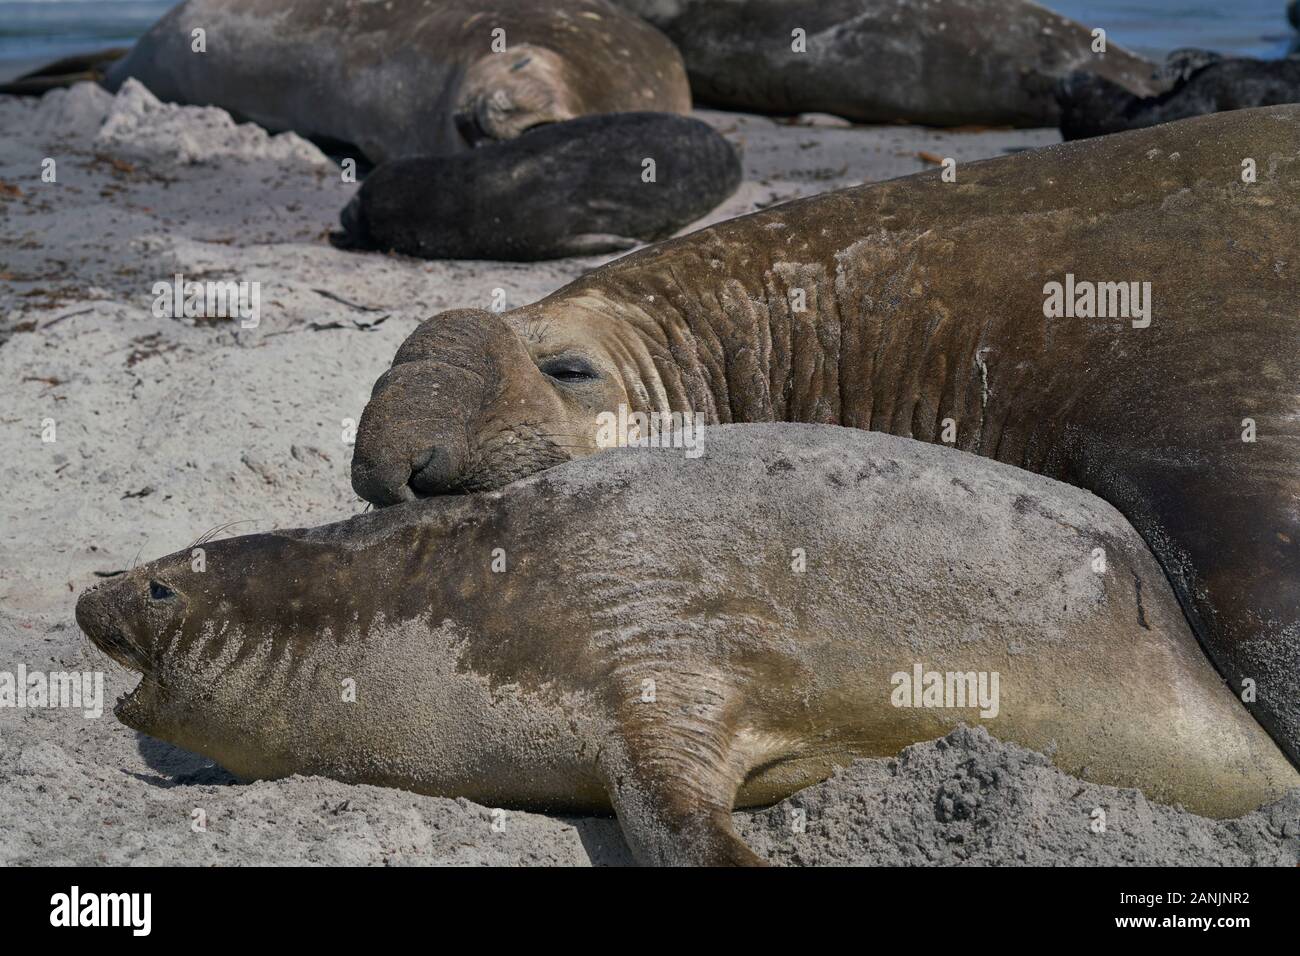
[347, 107, 1300, 773]
[331, 112, 741, 261]
[75, 425, 1300, 866]
[611, 0, 1162, 127]
[94, 0, 692, 163]
[1058, 54, 1300, 139]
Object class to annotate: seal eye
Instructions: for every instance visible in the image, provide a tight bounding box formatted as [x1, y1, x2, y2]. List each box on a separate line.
[148, 580, 176, 601]
[539, 357, 600, 384]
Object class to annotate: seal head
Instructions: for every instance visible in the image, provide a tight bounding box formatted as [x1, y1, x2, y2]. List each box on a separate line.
[351, 307, 643, 503]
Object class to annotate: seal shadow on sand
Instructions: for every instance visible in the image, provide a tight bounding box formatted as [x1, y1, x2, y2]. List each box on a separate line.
[131, 731, 639, 864]
[131, 732, 237, 788]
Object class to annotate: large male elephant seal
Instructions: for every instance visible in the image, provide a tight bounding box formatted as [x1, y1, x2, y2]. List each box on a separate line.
[96, 0, 691, 163]
[331, 112, 741, 260]
[1058, 55, 1300, 140]
[611, 0, 1162, 127]
[76, 426, 1299, 866]
[351, 106, 1300, 770]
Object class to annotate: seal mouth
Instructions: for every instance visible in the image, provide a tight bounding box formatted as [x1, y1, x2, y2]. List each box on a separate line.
[80, 624, 155, 721]
[87, 626, 151, 676]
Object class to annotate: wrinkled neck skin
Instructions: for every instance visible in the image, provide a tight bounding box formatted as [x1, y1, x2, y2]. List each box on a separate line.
[526, 235, 1000, 453]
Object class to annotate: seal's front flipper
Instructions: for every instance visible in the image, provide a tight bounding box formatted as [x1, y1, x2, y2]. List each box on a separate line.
[602, 674, 766, 866]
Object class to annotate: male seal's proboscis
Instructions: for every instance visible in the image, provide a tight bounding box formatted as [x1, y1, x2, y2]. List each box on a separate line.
[78, 427, 1299, 866]
[351, 107, 1300, 769]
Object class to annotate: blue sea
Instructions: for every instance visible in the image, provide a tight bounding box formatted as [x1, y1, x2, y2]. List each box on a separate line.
[0, 0, 1296, 80]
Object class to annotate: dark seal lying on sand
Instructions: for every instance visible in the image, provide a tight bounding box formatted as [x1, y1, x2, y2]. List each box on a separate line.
[76, 426, 1299, 866]
[1058, 54, 1300, 139]
[331, 112, 741, 261]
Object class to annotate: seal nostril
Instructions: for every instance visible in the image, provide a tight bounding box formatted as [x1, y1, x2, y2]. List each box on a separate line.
[407, 446, 459, 497]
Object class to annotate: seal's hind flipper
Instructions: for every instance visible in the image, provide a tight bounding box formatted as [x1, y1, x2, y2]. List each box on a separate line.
[601, 672, 766, 866]
[0, 73, 98, 96]
[0, 47, 127, 96]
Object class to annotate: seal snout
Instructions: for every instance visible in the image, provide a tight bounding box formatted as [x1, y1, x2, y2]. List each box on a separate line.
[75, 583, 147, 673]
[351, 439, 467, 506]
[351, 308, 536, 506]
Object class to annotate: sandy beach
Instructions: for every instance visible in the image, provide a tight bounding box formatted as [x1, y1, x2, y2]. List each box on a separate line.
[1, 81, 1296, 866]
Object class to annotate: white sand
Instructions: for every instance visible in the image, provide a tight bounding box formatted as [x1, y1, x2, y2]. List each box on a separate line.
[2, 82, 1292, 866]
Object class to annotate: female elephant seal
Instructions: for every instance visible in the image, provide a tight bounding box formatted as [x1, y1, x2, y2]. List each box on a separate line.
[612, 0, 1161, 126]
[99, 0, 691, 163]
[351, 106, 1300, 771]
[331, 112, 741, 260]
[77, 426, 1298, 866]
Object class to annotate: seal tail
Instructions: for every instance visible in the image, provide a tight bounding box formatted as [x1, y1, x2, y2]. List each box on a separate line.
[0, 47, 128, 96]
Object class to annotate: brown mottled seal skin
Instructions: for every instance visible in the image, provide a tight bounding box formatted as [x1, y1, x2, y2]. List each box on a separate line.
[612, 0, 1162, 127]
[99, 0, 691, 163]
[77, 426, 1299, 866]
[352, 106, 1300, 770]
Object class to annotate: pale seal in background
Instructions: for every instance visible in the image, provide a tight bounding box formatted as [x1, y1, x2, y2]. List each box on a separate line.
[77, 426, 1300, 866]
[99, 0, 692, 163]
[350, 107, 1300, 770]
[612, 0, 1162, 126]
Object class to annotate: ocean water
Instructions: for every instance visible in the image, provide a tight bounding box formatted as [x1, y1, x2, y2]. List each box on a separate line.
[0, 0, 1296, 77]
[1051, 0, 1297, 59]
[0, 1, 174, 75]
